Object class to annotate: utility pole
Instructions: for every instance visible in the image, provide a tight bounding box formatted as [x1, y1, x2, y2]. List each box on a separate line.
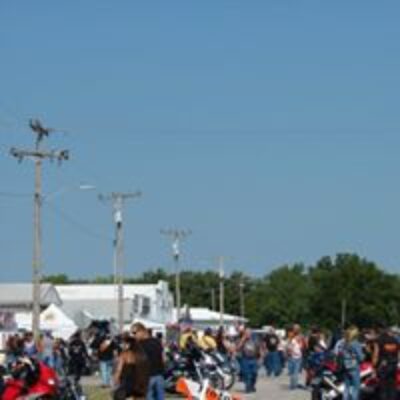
[10, 119, 69, 339]
[210, 288, 216, 311]
[161, 229, 191, 323]
[341, 298, 347, 330]
[239, 281, 245, 319]
[99, 191, 141, 332]
[218, 256, 226, 327]
[215, 256, 233, 327]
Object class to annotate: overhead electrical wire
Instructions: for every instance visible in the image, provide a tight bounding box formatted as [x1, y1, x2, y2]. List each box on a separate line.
[45, 201, 112, 242]
[0, 191, 31, 198]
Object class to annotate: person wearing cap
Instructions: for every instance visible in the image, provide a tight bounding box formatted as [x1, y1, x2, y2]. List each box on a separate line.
[373, 326, 400, 400]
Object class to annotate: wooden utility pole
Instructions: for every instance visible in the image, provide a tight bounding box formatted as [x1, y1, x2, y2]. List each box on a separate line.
[239, 281, 245, 319]
[99, 191, 141, 333]
[10, 119, 69, 339]
[211, 288, 216, 311]
[218, 256, 225, 327]
[161, 229, 191, 323]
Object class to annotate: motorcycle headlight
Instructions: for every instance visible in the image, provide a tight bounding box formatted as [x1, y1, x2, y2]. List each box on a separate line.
[48, 378, 56, 386]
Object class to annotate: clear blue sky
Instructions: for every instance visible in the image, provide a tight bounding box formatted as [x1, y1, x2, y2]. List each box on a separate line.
[1, 1, 400, 281]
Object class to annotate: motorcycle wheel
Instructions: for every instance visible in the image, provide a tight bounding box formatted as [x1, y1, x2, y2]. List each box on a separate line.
[311, 387, 322, 400]
[209, 372, 225, 391]
[221, 369, 235, 391]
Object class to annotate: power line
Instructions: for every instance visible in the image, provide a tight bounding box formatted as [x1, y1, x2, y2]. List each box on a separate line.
[0, 191, 31, 198]
[45, 201, 111, 242]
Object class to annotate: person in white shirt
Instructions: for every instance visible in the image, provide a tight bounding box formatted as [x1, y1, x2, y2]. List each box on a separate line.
[286, 324, 304, 390]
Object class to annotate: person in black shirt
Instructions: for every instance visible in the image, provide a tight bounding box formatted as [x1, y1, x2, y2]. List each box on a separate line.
[132, 322, 165, 400]
[97, 334, 117, 388]
[373, 327, 400, 400]
[263, 328, 281, 377]
[68, 331, 88, 382]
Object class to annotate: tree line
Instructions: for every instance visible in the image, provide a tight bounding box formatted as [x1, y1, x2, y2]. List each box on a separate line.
[44, 253, 400, 329]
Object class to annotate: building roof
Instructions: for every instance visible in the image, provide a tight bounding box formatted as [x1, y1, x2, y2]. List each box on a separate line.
[61, 298, 133, 324]
[56, 281, 169, 300]
[176, 307, 247, 323]
[0, 283, 62, 309]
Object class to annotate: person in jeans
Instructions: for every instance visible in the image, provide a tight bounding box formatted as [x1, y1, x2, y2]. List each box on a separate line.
[339, 326, 363, 400]
[98, 334, 116, 387]
[286, 325, 304, 390]
[373, 326, 400, 400]
[237, 328, 260, 393]
[264, 327, 281, 377]
[132, 323, 165, 400]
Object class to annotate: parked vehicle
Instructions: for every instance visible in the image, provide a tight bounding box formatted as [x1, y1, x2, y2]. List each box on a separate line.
[1, 357, 58, 400]
[164, 344, 235, 393]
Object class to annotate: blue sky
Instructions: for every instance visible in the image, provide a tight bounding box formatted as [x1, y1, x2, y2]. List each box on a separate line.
[1, 1, 400, 281]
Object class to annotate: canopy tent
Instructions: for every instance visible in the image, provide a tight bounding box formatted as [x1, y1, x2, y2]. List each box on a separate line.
[15, 304, 78, 340]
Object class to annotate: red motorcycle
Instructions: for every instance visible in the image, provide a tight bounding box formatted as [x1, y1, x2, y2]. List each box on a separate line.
[1, 357, 58, 400]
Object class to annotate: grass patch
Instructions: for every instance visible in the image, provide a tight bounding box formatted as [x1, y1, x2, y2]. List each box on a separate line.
[84, 386, 111, 400]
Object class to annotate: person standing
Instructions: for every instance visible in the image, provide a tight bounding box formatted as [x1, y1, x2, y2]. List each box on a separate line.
[339, 326, 363, 400]
[264, 327, 281, 377]
[286, 325, 304, 390]
[237, 328, 260, 393]
[132, 323, 165, 400]
[68, 331, 88, 383]
[39, 332, 55, 368]
[98, 333, 117, 388]
[114, 336, 150, 400]
[23, 331, 38, 357]
[373, 327, 400, 400]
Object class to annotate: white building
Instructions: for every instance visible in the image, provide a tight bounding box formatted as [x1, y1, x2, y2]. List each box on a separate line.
[176, 307, 247, 330]
[0, 283, 62, 331]
[56, 280, 174, 330]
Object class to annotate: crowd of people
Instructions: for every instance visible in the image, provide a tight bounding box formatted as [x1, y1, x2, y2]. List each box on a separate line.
[3, 322, 400, 399]
[257, 323, 400, 400]
[4, 323, 165, 400]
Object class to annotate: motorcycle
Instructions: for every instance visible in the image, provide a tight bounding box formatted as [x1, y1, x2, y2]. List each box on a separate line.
[310, 354, 381, 400]
[1, 357, 58, 400]
[164, 344, 235, 393]
[309, 352, 343, 400]
[0, 356, 86, 400]
[202, 350, 235, 390]
[58, 374, 86, 400]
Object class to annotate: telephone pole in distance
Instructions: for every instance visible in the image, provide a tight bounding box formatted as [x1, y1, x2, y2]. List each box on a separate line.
[98, 191, 141, 333]
[160, 229, 191, 323]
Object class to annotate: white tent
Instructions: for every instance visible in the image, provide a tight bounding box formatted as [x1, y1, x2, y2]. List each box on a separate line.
[16, 304, 78, 340]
